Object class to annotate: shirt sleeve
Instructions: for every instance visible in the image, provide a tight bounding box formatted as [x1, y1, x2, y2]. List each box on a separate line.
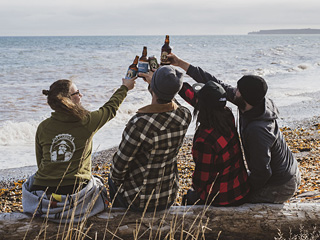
[110, 118, 144, 185]
[245, 125, 274, 190]
[87, 85, 128, 133]
[186, 65, 237, 104]
[35, 127, 42, 168]
[179, 82, 197, 107]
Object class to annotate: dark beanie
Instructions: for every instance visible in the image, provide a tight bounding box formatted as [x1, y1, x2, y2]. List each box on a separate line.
[150, 65, 183, 101]
[193, 81, 227, 109]
[237, 75, 268, 106]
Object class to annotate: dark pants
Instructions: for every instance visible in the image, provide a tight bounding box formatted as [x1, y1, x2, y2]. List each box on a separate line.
[108, 176, 130, 209]
[182, 189, 249, 207]
[30, 180, 88, 195]
[249, 170, 301, 203]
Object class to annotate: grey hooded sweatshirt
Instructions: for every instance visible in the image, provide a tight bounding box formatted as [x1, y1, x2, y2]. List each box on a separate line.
[186, 65, 298, 190]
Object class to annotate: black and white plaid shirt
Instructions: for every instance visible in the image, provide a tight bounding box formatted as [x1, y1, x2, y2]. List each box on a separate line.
[111, 101, 191, 210]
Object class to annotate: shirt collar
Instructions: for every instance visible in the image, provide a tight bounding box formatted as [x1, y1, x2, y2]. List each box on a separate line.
[137, 101, 178, 113]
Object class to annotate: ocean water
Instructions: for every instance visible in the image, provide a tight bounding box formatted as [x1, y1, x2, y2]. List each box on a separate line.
[1, 35, 320, 170]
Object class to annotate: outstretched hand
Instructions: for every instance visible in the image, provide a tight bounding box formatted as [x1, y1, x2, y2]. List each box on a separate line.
[122, 77, 137, 90]
[168, 53, 190, 72]
[138, 71, 154, 84]
[167, 53, 180, 66]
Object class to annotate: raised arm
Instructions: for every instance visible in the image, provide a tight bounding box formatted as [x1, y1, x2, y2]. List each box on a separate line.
[169, 53, 237, 104]
[179, 82, 197, 107]
[87, 77, 136, 133]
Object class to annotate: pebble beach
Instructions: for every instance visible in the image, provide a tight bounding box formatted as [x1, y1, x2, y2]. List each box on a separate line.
[1, 117, 320, 213]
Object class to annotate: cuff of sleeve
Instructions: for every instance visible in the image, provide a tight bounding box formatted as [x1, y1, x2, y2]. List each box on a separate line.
[186, 64, 195, 76]
[120, 85, 129, 91]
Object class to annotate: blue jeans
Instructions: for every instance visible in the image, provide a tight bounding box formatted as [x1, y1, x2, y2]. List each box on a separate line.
[249, 170, 301, 203]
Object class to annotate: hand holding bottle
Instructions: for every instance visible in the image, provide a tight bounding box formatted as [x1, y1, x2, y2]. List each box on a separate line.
[122, 77, 137, 90]
[168, 53, 190, 72]
[138, 72, 153, 85]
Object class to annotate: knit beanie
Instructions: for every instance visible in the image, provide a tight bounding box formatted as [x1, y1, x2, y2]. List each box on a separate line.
[237, 75, 268, 106]
[150, 65, 183, 101]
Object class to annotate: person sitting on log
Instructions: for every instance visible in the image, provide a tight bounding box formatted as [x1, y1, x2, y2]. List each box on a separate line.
[109, 65, 192, 212]
[22, 77, 135, 222]
[178, 80, 251, 206]
[169, 53, 301, 204]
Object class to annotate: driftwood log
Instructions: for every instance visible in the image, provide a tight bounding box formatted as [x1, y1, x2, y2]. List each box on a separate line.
[0, 203, 319, 240]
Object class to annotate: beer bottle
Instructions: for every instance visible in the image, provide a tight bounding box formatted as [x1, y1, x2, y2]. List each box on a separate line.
[138, 46, 149, 73]
[148, 55, 159, 72]
[160, 35, 171, 65]
[125, 55, 139, 79]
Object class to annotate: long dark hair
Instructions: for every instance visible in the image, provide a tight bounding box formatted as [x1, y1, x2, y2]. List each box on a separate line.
[193, 101, 235, 137]
[43, 79, 89, 121]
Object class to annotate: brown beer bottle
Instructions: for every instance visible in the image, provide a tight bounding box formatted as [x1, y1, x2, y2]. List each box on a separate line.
[160, 35, 171, 65]
[138, 46, 149, 73]
[125, 55, 139, 79]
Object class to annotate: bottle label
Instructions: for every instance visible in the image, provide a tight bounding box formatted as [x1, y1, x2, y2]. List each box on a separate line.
[161, 51, 170, 64]
[149, 58, 159, 72]
[138, 61, 149, 73]
[125, 68, 137, 79]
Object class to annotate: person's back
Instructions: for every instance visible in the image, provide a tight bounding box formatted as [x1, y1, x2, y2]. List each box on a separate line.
[33, 80, 133, 191]
[112, 101, 190, 210]
[110, 66, 192, 211]
[192, 123, 250, 205]
[239, 97, 299, 203]
[179, 81, 250, 206]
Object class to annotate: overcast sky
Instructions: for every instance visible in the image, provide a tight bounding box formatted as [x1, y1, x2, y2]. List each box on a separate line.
[1, 0, 319, 36]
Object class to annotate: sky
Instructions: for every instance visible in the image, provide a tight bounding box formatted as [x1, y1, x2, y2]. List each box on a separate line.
[1, 0, 320, 36]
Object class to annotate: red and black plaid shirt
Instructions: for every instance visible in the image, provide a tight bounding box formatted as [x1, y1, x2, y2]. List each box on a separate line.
[179, 82, 250, 206]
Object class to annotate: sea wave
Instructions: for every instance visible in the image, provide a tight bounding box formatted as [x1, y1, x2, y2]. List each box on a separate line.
[0, 120, 38, 145]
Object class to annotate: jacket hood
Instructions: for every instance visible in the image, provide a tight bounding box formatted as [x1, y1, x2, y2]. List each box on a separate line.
[243, 97, 279, 122]
[51, 111, 81, 123]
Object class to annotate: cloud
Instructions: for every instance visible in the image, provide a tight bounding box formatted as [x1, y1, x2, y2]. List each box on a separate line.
[0, 0, 319, 36]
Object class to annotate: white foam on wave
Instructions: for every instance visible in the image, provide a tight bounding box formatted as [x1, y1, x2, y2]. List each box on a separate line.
[0, 120, 38, 145]
[268, 68, 320, 106]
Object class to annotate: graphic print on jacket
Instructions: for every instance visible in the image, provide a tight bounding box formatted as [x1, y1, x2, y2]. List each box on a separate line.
[50, 134, 75, 162]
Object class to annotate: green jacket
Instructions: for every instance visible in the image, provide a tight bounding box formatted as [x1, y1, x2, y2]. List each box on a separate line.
[34, 85, 128, 187]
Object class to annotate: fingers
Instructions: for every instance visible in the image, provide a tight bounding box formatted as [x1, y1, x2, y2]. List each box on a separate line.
[138, 72, 153, 84]
[122, 77, 136, 90]
[167, 53, 179, 66]
[138, 72, 148, 78]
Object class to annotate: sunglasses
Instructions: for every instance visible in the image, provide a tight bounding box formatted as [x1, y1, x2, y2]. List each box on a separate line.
[70, 90, 80, 96]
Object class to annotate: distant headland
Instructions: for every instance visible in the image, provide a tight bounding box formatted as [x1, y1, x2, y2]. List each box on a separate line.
[248, 28, 320, 35]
